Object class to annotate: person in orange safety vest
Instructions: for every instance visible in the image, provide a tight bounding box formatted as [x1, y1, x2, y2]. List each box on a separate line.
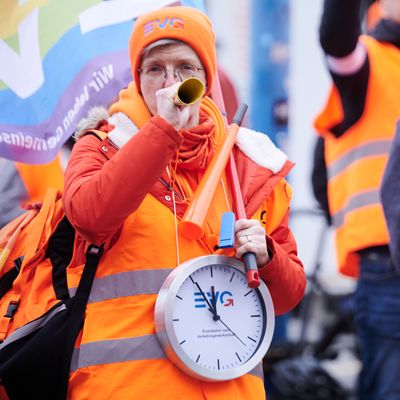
[314, 0, 400, 398]
[63, 6, 306, 400]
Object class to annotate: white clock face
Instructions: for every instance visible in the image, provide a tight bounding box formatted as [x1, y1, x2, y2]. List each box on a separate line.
[172, 264, 266, 371]
[155, 255, 275, 381]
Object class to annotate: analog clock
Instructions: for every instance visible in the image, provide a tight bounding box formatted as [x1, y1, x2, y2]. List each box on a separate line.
[155, 255, 274, 381]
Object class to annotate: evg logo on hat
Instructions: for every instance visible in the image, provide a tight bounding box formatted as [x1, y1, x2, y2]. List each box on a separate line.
[144, 18, 185, 36]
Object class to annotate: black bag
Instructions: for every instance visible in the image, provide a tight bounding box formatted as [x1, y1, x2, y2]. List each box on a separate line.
[0, 234, 103, 400]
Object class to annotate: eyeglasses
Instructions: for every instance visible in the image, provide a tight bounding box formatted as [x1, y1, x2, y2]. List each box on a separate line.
[138, 63, 204, 85]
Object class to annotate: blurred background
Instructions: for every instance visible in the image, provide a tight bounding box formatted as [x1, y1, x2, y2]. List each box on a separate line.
[1, 0, 380, 398]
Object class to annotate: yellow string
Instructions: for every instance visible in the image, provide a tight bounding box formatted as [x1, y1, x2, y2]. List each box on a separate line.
[171, 190, 180, 266]
[167, 152, 191, 205]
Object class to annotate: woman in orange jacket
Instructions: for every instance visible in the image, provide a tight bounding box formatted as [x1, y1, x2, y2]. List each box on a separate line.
[63, 6, 305, 399]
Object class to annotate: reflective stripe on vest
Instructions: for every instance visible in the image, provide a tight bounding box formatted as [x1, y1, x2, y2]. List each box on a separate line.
[0, 303, 66, 349]
[332, 189, 381, 228]
[327, 139, 392, 180]
[69, 269, 173, 303]
[69, 268, 265, 381]
[70, 333, 264, 380]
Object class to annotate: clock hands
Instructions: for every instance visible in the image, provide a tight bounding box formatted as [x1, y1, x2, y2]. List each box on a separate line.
[210, 285, 247, 346]
[194, 281, 246, 346]
[195, 281, 218, 318]
[210, 286, 220, 321]
[217, 318, 247, 347]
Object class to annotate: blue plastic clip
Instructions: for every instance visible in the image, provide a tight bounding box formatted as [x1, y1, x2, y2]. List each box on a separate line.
[218, 212, 235, 248]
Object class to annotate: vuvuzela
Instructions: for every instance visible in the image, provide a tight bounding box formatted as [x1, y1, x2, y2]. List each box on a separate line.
[174, 77, 205, 106]
[178, 104, 249, 240]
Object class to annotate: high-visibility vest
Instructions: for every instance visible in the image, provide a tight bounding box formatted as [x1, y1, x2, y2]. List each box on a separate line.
[66, 90, 293, 399]
[66, 175, 290, 400]
[314, 35, 400, 277]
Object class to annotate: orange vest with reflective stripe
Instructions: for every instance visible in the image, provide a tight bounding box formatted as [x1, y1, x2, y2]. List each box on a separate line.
[67, 177, 290, 400]
[314, 36, 400, 277]
[66, 93, 292, 399]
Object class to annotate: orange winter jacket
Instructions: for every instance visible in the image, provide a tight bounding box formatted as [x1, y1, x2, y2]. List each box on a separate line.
[63, 85, 305, 399]
[315, 36, 400, 277]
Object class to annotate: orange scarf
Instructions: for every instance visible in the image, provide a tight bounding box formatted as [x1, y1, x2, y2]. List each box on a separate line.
[176, 111, 215, 170]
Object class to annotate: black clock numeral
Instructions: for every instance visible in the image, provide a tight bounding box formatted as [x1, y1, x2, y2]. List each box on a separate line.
[235, 352, 241, 362]
[244, 290, 252, 297]
[210, 266, 213, 278]
[179, 340, 186, 345]
[251, 315, 261, 318]
[217, 359, 220, 370]
[173, 318, 180, 322]
[176, 295, 183, 300]
[196, 354, 200, 363]
[247, 336, 256, 343]
[230, 272, 235, 282]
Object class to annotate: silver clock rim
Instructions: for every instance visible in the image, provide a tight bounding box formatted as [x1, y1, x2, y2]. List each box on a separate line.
[154, 255, 275, 382]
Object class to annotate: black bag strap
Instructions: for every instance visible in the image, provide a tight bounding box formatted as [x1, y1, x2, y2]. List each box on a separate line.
[0, 268, 18, 300]
[69, 244, 103, 319]
[0, 243, 104, 400]
[0, 258, 23, 300]
[58, 243, 104, 398]
[47, 216, 76, 300]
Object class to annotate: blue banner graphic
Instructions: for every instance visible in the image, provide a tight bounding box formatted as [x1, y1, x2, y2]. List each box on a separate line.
[0, 0, 203, 163]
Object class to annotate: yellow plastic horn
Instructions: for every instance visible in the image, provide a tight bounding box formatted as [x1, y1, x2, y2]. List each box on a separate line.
[174, 77, 205, 106]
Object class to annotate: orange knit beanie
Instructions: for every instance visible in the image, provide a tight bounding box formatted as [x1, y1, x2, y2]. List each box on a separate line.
[129, 6, 217, 95]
